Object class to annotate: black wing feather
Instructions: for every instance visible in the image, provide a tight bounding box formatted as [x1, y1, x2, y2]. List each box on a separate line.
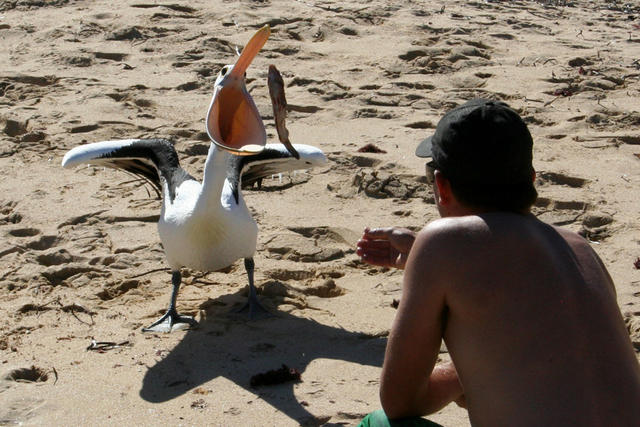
[226, 146, 304, 204]
[94, 139, 194, 202]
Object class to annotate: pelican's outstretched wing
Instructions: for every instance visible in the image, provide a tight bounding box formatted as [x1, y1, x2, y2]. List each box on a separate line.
[61, 138, 194, 202]
[226, 143, 327, 202]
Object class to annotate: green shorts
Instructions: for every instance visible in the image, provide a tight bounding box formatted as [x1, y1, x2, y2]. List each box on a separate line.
[358, 409, 443, 427]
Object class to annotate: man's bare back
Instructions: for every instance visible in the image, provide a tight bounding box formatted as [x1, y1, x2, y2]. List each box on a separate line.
[357, 100, 640, 427]
[430, 213, 640, 426]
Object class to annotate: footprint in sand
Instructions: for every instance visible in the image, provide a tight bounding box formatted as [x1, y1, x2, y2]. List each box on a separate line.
[287, 76, 352, 102]
[260, 278, 344, 301]
[7, 227, 39, 237]
[0, 367, 49, 424]
[508, 20, 552, 35]
[328, 169, 432, 201]
[362, 91, 419, 108]
[268, 45, 300, 57]
[266, 269, 316, 282]
[266, 268, 344, 282]
[198, 35, 235, 57]
[258, 266, 346, 309]
[96, 278, 147, 301]
[69, 124, 100, 134]
[34, 248, 82, 266]
[579, 213, 615, 242]
[63, 55, 94, 68]
[585, 110, 640, 137]
[522, 114, 557, 128]
[533, 197, 590, 228]
[2, 118, 29, 138]
[288, 226, 359, 247]
[404, 120, 435, 130]
[534, 198, 588, 212]
[0, 117, 48, 152]
[263, 226, 358, 264]
[348, 155, 382, 168]
[93, 51, 128, 62]
[131, 3, 198, 14]
[263, 233, 345, 263]
[0, 76, 56, 128]
[353, 108, 396, 120]
[106, 26, 144, 41]
[309, 81, 353, 101]
[104, 88, 155, 111]
[490, 33, 515, 40]
[57, 213, 114, 253]
[173, 48, 205, 68]
[40, 263, 103, 287]
[176, 81, 201, 92]
[26, 235, 59, 251]
[395, 34, 493, 77]
[536, 171, 589, 188]
[262, 228, 354, 301]
[0, 201, 22, 224]
[4, 365, 49, 382]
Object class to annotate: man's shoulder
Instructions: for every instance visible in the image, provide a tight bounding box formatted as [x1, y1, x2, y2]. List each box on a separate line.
[412, 216, 491, 260]
[420, 215, 492, 241]
[419, 213, 588, 251]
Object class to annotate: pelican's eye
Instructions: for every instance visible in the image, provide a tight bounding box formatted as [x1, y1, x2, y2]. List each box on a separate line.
[220, 66, 229, 76]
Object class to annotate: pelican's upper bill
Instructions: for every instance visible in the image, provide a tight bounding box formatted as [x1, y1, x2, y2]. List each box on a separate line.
[205, 25, 271, 156]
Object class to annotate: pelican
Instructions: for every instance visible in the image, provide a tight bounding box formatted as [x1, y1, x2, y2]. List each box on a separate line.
[61, 26, 327, 332]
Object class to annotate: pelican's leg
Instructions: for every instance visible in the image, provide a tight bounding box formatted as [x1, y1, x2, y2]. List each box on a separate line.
[234, 258, 271, 319]
[142, 271, 198, 333]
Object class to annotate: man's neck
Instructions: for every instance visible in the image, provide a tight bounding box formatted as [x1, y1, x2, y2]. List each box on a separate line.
[442, 204, 532, 218]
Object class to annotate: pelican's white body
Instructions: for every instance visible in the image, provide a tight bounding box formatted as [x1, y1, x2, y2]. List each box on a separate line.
[158, 144, 258, 271]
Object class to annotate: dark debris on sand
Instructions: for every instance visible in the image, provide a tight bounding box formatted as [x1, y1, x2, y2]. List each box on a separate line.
[250, 364, 301, 387]
[357, 143, 387, 153]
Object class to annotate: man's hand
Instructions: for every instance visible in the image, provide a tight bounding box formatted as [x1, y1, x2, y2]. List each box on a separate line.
[356, 227, 416, 269]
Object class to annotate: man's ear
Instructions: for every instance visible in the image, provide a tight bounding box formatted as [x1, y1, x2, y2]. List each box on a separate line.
[434, 171, 452, 205]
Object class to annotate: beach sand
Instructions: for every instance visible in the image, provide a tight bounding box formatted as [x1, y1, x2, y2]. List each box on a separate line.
[1, 0, 639, 425]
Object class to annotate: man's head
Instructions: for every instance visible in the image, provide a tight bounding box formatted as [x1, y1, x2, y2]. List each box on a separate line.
[416, 99, 537, 213]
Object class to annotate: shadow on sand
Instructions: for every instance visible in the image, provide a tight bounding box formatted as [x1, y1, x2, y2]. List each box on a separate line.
[139, 291, 386, 424]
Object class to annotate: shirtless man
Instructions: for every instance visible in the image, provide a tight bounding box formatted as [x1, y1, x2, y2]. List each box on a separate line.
[356, 99, 640, 426]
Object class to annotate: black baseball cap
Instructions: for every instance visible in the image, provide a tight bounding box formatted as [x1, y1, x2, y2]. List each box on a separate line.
[416, 99, 533, 185]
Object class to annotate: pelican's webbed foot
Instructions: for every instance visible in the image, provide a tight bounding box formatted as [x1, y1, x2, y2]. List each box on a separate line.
[142, 270, 197, 333]
[234, 293, 272, 320]
[142, 309, 198, 333]
[233, 257, 273, 320]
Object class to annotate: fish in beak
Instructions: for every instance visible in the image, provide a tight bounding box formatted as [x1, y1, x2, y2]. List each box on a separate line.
[267, 65, 300, 159]
[206, 25, 270, 155]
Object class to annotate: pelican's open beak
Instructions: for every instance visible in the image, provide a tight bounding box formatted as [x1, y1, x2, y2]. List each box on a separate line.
[206, 25, 270, 155]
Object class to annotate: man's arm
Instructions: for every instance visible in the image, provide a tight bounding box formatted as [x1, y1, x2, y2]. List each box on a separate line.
[379, 226, 464, 418]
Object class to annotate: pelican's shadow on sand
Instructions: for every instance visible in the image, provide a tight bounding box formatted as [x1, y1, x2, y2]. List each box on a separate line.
[139, 294, 386, 423]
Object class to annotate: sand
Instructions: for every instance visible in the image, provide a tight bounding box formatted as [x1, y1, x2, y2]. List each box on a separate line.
[1, 0, 639, 425]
